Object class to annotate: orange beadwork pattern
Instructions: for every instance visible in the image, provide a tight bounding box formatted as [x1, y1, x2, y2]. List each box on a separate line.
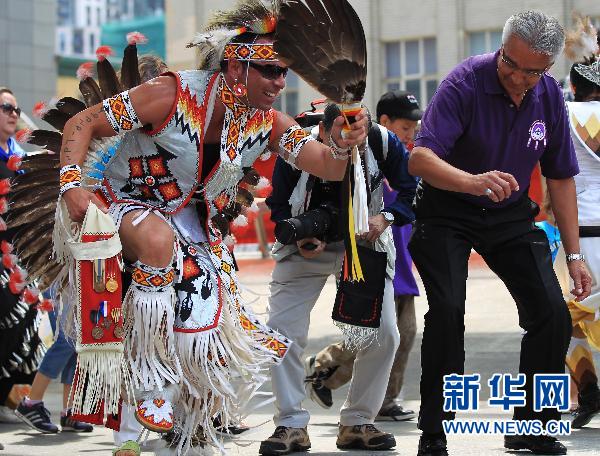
[103, 92, 141, 133]
[136, 399, 173, 433]
[59, 168, 82, 187]
[224, 43, 278, 62]
[280, 125, 312, 156]
[132, 267, 174, 288]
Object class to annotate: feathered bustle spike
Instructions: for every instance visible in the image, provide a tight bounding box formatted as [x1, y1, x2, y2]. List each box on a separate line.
[7, 155, 22, 171]
[565, 14, 599, 62]
[77, 62, 96, 80]
[42, 109, 71, 132]
[0, 198, 7, 214]
[127, 31, 148, 45]
[79, 77, 103, 107]
[2, 253, 17, 269]
[0, 179, 11, 196]
[22, 288, 40, 306]
[0, 216, 6, 231]
[120, 44, 141, 90]
[26, 130, 63, 154]
[97, 58, 122, 99]
[56, 97, 86, 117]
[32, 101, 49, 118]
[95, 45, 114, 62]
[20, 154, 60, 174]
[15, 129, 32, 144]
[1, 240, 13, 254]
[274, 0, 367, 103]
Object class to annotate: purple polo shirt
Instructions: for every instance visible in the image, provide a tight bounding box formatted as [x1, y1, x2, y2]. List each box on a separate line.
[415, 51, 578, 208]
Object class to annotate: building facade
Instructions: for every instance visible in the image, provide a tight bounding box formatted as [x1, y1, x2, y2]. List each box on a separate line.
[166, 0, 600, 115]
[0, 0, 57, 122]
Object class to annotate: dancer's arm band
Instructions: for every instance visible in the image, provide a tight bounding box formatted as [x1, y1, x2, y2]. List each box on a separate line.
[59, 164, 82, 196]
[102, 90, 144, 134]
[278, 124, 316, 168]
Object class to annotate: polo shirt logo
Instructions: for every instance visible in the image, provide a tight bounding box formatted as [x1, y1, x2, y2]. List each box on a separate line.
[528, 120, 547, 150]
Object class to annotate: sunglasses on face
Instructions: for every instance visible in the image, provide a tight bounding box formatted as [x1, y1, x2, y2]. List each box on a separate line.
[500, 49, 549, 78]
[248, 62, 288, 80]
[0, 103, 21, 117]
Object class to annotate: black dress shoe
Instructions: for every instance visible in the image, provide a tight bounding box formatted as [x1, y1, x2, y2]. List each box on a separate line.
[417, 432, 448, 456]
[504, 435, 567, 455]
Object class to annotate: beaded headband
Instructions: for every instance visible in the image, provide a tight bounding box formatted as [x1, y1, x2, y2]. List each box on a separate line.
[223, 42, 278, 62]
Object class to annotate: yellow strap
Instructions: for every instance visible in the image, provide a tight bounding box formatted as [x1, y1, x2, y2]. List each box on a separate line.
[347, 174, 364, 282]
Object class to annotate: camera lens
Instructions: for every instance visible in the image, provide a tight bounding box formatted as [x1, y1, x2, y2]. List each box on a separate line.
[274, 218, 303, 245]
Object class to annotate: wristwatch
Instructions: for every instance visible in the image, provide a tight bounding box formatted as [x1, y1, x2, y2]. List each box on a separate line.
[566, 253, 585, 262]
[381, 211, 395, 226]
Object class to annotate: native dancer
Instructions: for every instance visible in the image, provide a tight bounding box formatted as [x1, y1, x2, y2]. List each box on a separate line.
[6, 1, 368, 454]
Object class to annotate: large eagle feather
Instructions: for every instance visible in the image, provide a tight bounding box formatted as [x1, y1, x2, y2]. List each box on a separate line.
[274, 0, 366, 104]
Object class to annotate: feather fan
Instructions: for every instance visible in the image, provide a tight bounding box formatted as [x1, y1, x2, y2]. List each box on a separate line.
[56, 97, 86, 117]
[274, 0, 367, 104]
[565, 14, 599, 62]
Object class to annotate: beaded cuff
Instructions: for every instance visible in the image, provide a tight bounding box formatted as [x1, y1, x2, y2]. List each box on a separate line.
[278, 124, 315, 167]
[59, 164, 82, 196]
[102, 90, 143, 134]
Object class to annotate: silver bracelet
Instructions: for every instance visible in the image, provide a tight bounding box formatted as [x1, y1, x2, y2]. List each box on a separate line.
[328, 133, 350, 160]
[566, 253, 585, 262]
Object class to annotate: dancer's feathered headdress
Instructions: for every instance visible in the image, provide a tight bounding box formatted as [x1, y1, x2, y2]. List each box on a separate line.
[274, 0, 367, 104]
[565, 14, 600, 87]
[187, 0, 280, 70]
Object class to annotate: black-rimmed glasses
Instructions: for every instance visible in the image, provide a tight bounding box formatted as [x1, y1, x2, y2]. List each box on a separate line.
[247, 62, 289, 80]
[500, 49, 549, 78]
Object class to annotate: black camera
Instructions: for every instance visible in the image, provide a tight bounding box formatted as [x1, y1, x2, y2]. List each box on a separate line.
[274, 202, 341, 245]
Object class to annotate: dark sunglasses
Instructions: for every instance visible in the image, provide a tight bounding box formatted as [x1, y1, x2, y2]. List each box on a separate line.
[248, 62, 288, 80]
[0, 103, 21, 117]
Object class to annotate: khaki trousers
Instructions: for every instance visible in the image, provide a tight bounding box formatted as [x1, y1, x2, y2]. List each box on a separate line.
[314, 294, 416, 411]
[267, 244, 399, 427]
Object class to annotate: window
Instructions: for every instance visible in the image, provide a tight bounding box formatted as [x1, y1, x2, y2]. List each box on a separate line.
[467, 30, 502, 56]
[59, 33, 66, 53]
[86, 6, 91, 26]
[97, 7, 102, 26]
[273, 71, 299, 116]
[383, 38, 438, 105]
[73, 29, 84, 54]
[89, 33, 95, 54]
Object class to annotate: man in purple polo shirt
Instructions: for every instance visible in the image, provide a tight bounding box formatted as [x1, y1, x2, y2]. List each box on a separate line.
[408, 11, 592, 456]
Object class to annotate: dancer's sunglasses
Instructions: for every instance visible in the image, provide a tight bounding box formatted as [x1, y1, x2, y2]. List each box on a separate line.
[0, 103, 21, 117]
[248, 62, 289, 80]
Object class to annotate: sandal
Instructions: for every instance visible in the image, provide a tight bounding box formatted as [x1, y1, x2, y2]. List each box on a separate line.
[113, 440, 140, 456]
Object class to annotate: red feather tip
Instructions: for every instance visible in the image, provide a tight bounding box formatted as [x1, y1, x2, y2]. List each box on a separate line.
[15, 128, 31, 144]
[7, 155, 22, 171]
[36, 298, 54, 312]
[0, 179, 11, 196]
[95, 45, 114, 61]
[0, 216, 6, 232]
[9, 281, 25, 295]
[2, 254, 17, 270]
[22, 287, 40, 305]
[1, 240, 13, 254]
[0, 198, 8, 214]
[76, 62, 95, 80]
[126, 31, 148, 45]
[32, 101, 48, 118]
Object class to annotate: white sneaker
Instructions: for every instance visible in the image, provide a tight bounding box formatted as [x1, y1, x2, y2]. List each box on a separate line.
[0, 405, 21, 424]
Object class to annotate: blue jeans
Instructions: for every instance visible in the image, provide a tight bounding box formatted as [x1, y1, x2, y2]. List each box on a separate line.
[37, 289, 77, 385]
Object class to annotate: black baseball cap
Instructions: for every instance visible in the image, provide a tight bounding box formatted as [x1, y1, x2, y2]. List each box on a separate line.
[376, 90, 423, 121]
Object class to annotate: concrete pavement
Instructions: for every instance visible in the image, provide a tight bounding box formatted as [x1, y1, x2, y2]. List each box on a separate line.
[1, 255, 599, 455]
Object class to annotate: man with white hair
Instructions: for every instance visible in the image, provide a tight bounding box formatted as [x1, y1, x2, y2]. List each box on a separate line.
[409, 11, 591, 455]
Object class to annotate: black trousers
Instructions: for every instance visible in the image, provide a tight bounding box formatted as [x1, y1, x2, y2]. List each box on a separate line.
[408, 184, 571, 433]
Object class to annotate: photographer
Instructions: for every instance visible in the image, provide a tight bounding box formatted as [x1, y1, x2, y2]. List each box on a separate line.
[260, 103, 417, 455]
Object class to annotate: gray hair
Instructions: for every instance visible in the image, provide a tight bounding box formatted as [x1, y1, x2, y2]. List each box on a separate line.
[502, 11, 565, 59]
